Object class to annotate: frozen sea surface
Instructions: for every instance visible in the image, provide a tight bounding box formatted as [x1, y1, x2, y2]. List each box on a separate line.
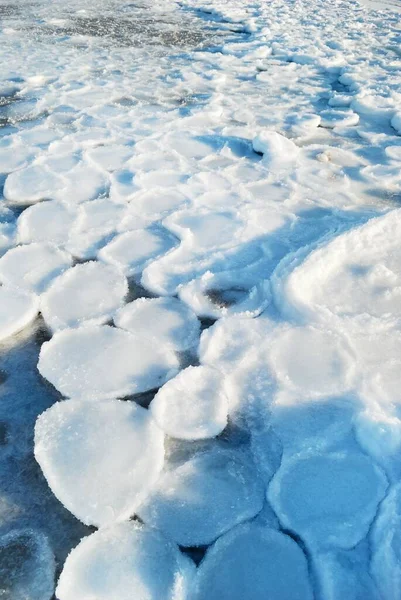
[1, 0, 401, 596]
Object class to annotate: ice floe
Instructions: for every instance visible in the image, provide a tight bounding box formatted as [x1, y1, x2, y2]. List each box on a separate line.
[35, 399, 164, 526]
[56, 522, 195, 600]
[0, 285, 39, 341]
[268, 450, 388, 549]
[41, 261, 128, 331]
[194, 522, 313, 600]
[150, 366, 228, 440]
[0, 243, 72, 295]
[114, 297, 200, 352]
[137, 446, 265, 546]
[37, 325, 179, 400]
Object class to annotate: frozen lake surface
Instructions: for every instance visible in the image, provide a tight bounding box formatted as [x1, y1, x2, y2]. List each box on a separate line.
[1, 0, 401, 597]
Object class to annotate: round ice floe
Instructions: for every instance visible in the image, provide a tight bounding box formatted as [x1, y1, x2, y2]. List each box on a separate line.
[0, 529, 55, 600]
[114, 297, 200, 352]
[98, 228, 176, 277]
[0, 243, 72, 294]
[194, 523, 313, 600]
[269, 326, 356, 397]
[275, 210, 401, 328]
[268, 450, 387, 549]
[35, 399, 164, 527]
[150, 366, 228, 440]
[56, 522, 195, 600]
[41, 262, 128, 331]
[137, 447, 265, 546]
[371, 483, 401, 600]
[66, 198, 125, 260]
[3, 164, 65, 205]
[0, 286, 39, 341]
[37, 325, 179, 400]
[17, 201, 77, 246]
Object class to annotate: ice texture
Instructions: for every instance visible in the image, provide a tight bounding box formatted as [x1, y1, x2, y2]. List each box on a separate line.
[34, 399, 164, 526]
[114, 297, 200, 352]
[37, 325, 179, 400]
[41, 261, 128, 331]
[56, 522, 195, 600]
[0, 243, 72, 294]
[268, 450, 388, 549]
[0, 286, 39, 341]
[137, 447, 265, 546]
[150, 366, 228, 440]
[194, 522, 313, 600]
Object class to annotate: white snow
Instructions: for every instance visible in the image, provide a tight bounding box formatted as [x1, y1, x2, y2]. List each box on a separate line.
[150, 366, 228, 440]
[56, 522, 195, 600]
[137, 446, 265, 546]
[41, 261, 128, 331]
[114, 297, 200, 352]
[0, 285, 39, 341]
[0, 530, 55, 600]
[35, 399, 164, 526]
[37, 325, 179, 400]
[98, 228, 176, 277]
[17, 201, 77, 247]
[0, 243, 72, 295]
[194, 523, 313, 600]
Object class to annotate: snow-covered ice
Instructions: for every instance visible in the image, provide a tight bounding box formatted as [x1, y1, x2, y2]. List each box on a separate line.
[114, 297, 200, 352]
[56, 522, 195, 600]
[0, 286, 39, 341]
[2, 0, 401, 594]
[268, 450, 388, 549]
[0, 243, 72, 295]
[37, 325, 179, 400]
[35, 399, 164, 526]
[137, 446, 265, 546]
[41, 261, 128, 331]
[150, 365, 228, 439]
[194, 522, 313, 600]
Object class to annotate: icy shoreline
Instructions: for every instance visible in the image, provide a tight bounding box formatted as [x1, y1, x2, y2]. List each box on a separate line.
[0, 0, 401, 597]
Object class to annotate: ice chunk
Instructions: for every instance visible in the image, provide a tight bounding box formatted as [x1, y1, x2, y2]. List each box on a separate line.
[66, 198, 125, 260]
[274, 210, 401, 329]
[114, 297, 200, 352]
[17, 201, 77, 246]
[35, 399, 164, 527]
[268, 450, 387, 549]
[0, 529, 55, 600]
[0, 243, 72, 294]
[0, 286, 39, 341]
[269, 326, 356, 397]
[3, 164, 65, 205]
[98, 228, 176, 277]
[150, 366, 228, 440]
[252, 131, 299, 168]
[56, 522, 195, 600]
[137, 447, 265, 546]
[371, 483, 401, 600]
[194, 523, 312, 600]
[37, 325, 179, 400]
[41, 262, 128, 331]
